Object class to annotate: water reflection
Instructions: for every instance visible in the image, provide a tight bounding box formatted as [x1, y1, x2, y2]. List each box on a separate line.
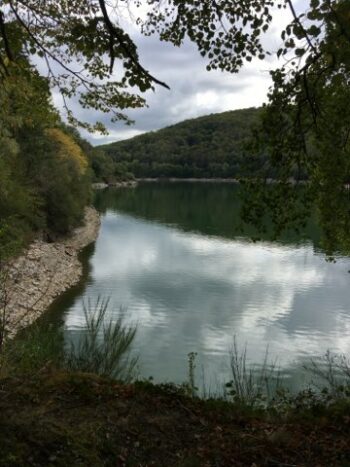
[63, 191, 350, 387]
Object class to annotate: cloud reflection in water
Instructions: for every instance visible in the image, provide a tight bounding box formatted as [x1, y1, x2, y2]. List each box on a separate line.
[65, 211, 350, 385]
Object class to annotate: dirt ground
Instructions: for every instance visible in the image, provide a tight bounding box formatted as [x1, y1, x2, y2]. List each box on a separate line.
[0, 371, 349, 466]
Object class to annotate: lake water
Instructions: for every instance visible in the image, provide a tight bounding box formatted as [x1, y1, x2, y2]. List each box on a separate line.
[52, 183, 350, 390]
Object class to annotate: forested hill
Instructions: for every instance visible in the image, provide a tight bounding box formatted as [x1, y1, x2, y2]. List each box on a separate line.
[99, 108, 261, 179]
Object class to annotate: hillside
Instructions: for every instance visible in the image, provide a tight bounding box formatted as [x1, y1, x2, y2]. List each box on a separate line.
[99, 108, 262, 179]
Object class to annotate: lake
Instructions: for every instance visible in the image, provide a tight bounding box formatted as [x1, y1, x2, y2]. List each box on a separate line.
[51, 182, 350, 391]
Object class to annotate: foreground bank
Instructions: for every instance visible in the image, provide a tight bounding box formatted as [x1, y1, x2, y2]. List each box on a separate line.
[0, 370, 349, 467]
[3, 207, 100, 337]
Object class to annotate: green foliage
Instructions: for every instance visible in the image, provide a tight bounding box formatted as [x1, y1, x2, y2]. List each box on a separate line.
[143, 0, 274, 72]
[66, 298, 138, 382]
[90, 149, 118, 183]
[1, 323, 64, 376]
[1, 298, 138, 383]
[0, 158, 39, 259]
[240, 0, 350, 255]
[0, 1, 276, 131]
[59, 125, 135, 183]
[0, 64, 92, 256]
[16, 125, 91, 236]
[100, 108, 261, 179]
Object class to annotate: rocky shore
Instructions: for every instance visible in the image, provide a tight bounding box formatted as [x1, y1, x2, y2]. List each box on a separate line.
[136, 177, 240, 183]
[4, 207, 101, 337]
[92, 180, 138, 189]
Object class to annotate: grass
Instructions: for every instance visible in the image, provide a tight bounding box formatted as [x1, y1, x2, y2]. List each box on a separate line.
[224, 337, 282, 407]
[2, 294, 350, 414]
[304, 350, 350, 395]
[179, 338, 350, 415]
[65, 298, 138, 381]
[0, 322, 64, 377]
[2, 304, 350, 410]
[1, 297, 138, 383]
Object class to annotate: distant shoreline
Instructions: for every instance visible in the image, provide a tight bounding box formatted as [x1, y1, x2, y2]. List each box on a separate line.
[136, 177, 240, 183]
[136, 178, 308, 185]
[93, 178, 309, 188]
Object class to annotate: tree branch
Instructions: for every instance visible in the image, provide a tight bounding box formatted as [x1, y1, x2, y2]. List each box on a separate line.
[98, 0, 170, 89]
[0, 10, 14, 62]
[286, 0, 317, 54]
[8, 2, 92, 86]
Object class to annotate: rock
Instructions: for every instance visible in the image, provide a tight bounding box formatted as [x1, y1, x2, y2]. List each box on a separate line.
[4, 206, 101, 338]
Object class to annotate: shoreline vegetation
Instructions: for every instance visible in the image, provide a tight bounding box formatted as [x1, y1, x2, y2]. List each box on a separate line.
[136, 178, 309, 185]
[137, 177, 240, 183]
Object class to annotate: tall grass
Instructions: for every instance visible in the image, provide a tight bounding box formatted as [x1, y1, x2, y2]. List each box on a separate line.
[65, 297, 138, 382]
[304, 350, 350, 396]
[225, 337, 282, 407]
[222, 342, 350, 408]
[1, 323, 64, 376]
[1, 297, 138, 383]
[179, 341, 350, 407]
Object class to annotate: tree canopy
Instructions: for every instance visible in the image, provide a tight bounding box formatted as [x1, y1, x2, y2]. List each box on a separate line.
[0, 0, 277, 131]
[0, 57, 97, 259]
[242, 0, 350, 255]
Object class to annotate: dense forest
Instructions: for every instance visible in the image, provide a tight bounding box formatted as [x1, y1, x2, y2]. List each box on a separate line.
[0, 61, 125, 261]
[0, 69, 84, 259]
[99, 108, 265, 179]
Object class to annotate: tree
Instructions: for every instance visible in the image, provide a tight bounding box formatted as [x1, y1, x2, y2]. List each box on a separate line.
[1, 1, 349, 253]
[0, 61, 92, 255]
[240, 0, 350, 255]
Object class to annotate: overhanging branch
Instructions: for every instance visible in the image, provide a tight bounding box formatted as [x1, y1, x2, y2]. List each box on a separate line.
[98, 0, 170, 90]
[0, 10, 14, 62]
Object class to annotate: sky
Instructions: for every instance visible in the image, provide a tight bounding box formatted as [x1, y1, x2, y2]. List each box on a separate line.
[52, 1, 306, 146]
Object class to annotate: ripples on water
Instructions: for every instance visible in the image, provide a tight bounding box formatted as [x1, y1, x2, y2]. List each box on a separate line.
[62, 184, 350, 389]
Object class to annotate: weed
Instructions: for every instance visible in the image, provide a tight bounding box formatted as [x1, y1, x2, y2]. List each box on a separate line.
[304, 350, 350, 397]
[225, 337, 282, 407]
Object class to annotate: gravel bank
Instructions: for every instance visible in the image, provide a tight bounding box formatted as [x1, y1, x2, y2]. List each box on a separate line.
[3, 207, 100, 337]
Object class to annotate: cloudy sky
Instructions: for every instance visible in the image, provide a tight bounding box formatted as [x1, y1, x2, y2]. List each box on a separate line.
[53, 1, 306, 146]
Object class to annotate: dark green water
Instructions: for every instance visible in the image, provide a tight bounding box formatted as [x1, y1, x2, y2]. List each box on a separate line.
[51, 183, 350, 389]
